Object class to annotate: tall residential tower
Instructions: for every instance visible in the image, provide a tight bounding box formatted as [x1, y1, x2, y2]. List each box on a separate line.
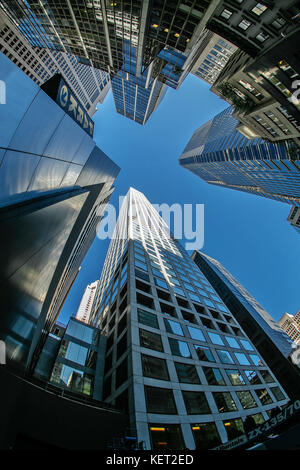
[90, 188, 289, 450]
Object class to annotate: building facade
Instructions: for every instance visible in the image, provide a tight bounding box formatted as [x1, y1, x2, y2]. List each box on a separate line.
[89, 187, 289, 450]
[191, 29, 237, 84]
[207, 1, 300, 58]
[211, 48, 300, 146]
[179, 106, 300, 208]
[287, 205, 300, 233]
[0, 0, 225, 124]
[0, 10, 110, 116]
[278, 310, 300, 344]
[192, 250, 300, 400]
[0, 53, 120, 374]
[76, 281, 100, 324]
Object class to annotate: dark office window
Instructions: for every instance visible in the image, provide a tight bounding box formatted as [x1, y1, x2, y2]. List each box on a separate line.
[237, 391, 257, 409]
[213, 392, 238, 413]
[139, 329, 164, 352]
[270, 386, 285, 401]
[168, 338, 191, 358]
[142, 354, 169, 381]
[137, 293, 154, 309]
[182, 391, 211, 415]
[115, 388, 129, 414]
[260, 370, 275, 383]
[175, 297, 189, 308]
[256, 389, 273, 405]
[157, 289, 171, 301]
[181, 310, 197, 324]
[194, 344, 215, 362]
[160, 302, 176, 317]
[118, 314, 127, 337]
[138, 309, 159, 329]
[104, 351, 113, 374]
[203, 367, 225, 385]
[223, 418, 244, 441]
[144, 386, 177, 414]
[175, 362, 200, 384]
[191, 422, 221, 450]
[136, 279, 152, 294]
[135, 269, 150, 282]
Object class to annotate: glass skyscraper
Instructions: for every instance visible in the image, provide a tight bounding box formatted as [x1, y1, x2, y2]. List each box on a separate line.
[90, 187, 289, 450]
[1, 0, 218, 124]
[179, 106, 300, 207]
[0, 52, 120, 373]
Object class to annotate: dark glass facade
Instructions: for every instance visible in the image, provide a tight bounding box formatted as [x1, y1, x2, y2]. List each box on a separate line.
[0, 52, 120, 373]
[179, 106, 300, 207]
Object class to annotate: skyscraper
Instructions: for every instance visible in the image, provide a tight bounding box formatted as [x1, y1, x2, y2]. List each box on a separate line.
[287, 205, 300, 234]
[0, 0, 223, 124]
[191, 30, 237, 85]
[76, 281, 100, 324]
[192, 250, 300, 400]
[0, 10, 111, 116]
[179, 106, 300, 207]
[278, 310, 300, 345]
[90, 187, 289, 450]
[0, 52, 120, 374]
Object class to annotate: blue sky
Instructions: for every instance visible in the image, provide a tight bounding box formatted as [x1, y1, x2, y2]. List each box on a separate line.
[59, 74, 300, 325]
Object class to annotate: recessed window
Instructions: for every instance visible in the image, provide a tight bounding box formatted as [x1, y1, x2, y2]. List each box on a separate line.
[182, 391, 211, 415]
[220, 8, 233, 19]
[244, 370, 261, 385]
[240, 339, 254, 351]
[223, 418, 244, 440]
[234, 352, 250, 365]
[175, 362, 200, 384]
[142, 354, 169, 381]
[270, 386, 286, 401]
[256, 31, 269, 43]
[256, 388, 273, 405]
[238, 19, 251, 30]
[249, 354, 263, 366]
[164, 318, 184, 336]
[139, 329, 163, 352]
[213, 392, 237, 413]
[217, 350, 234, 364]
[208, 332, 224, 345]
[194, 344, 215, 362]
[145, 386, 177, 414]
[226, 369, 246, 386]
[191, 422, 221, 450]
[203, 367, 225, 386]
[237, 391, 257, 409]
[272, 17, 286, 30]
[138, 309, 158, 329]
[188, 326, 206, 342]
[225, 336, 240, 349]
[260, 369, 275, 383]
[251, 3, 267, 16]
[169, 338, 191, 358]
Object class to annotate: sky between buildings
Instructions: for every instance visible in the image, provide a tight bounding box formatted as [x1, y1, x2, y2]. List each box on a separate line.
[59, 74, 300, 326]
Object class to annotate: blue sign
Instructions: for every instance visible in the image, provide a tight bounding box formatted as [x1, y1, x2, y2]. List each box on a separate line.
[56, 78, 94, 137]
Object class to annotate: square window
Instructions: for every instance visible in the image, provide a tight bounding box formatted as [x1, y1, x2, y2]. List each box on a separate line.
[256, 32, 269, 43]
[217, 350, 234, 364]
[169, 338, 191, 358]
[145, 386, 177, 414]
[220, 8, 233, 20]
[234, 353, 250, 365]
[142, 354, 169, 381]
[213, 392, 237, 413]
[182, 391, 211, 414]
[164, 319, 184, 336]
[138, 309, 158, 329]
[256, 388, 273, 405]
[238, 19, 251, 30]
[226, 369, 246, 386]
[203, 367, 225, 385]
[175, 362, 200, 384]
[194, 344, 215, 362]
[225, 336, 240, 349]
[208, 332, 224, 346]
[237, 391, 257, 409]
[139, 329, 163, 352]
[251, 3, 267, 16]
[270, 386, 286, 402]
[188, 326, 206, 342]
